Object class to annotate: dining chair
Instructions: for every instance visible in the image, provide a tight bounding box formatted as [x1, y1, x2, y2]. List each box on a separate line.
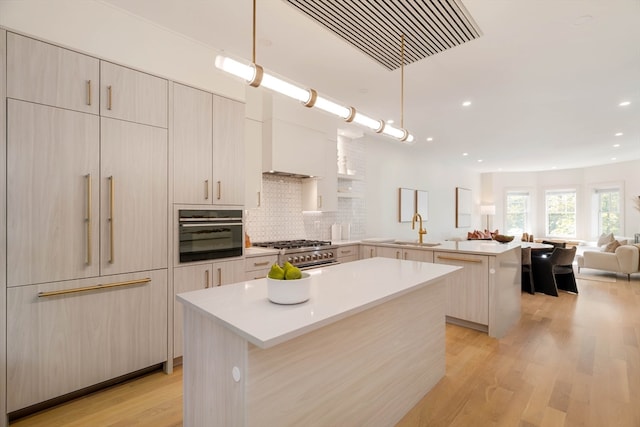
[549, 246, 578, 294]
[521, 247, 534, 294]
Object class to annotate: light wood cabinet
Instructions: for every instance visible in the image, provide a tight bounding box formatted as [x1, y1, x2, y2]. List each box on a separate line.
[360, 245, 378, 259]
[6, 270, 168, 412]
[245, 118, 263, 209]
[301, 137, 338, 212]
[434, 252, 489, 325]
[212, 95, 245, 206]
[172, 83, 213, 204]
[100, 118, 168, 276]
[173, 260, 244, 358]
[172, 86, 245, 206]
[336, 245, 359, 263]
[403, 248, 434, 262]
[7, 32, 99, 115]
[7, 100, 100, 287]
[244, 254, 278, 280]
[100, 61, 168, 128]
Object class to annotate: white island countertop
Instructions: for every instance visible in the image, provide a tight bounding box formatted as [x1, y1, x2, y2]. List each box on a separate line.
[177, 257, 460, 349]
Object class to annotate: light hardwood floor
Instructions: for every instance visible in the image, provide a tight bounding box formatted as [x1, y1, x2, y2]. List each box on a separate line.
[11, 274, 640, 427]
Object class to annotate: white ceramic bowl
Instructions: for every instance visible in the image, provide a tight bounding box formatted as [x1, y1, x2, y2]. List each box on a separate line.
[267, 272, 311, 305]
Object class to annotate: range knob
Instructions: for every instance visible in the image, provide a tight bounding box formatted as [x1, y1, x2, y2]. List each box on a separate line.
[292, 256, 299, 263]
[323, 253, 329, 259]
[328, 252, 334, 258]
[306, 255, 312, 261]
[287, 257, 293, 263]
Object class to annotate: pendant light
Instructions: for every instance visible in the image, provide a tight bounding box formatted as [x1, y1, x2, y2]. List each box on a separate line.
[214, 0, 414, 142]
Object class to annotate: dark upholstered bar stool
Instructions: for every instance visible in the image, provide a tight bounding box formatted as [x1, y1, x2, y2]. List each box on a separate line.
[521, 247, 534, 294]
[549, 247, 578, 294]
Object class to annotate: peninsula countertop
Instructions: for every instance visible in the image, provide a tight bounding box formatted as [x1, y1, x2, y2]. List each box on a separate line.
[177, 257, 460, 349]
[361, 239, 524, 255]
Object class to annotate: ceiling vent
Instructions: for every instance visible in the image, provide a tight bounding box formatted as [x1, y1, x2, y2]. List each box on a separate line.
[284, 0, 482, 70]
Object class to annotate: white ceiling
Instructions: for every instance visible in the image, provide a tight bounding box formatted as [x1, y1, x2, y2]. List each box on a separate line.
[103, 0, 640, 173]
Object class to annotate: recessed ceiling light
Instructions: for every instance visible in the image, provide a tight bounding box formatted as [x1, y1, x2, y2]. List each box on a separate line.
[426, 137, 433, 142]
[619, 101, 631, 106]
[462, 101, 472, 107]
[611, 157, 617, 161]
[551, 166, 557, 169]
[462, 152, 468, 156]
[477, 159, 483, 163]
[387, 119, 395, 124]
[613, 143, 621, 148]
[615, 132, 623, 136]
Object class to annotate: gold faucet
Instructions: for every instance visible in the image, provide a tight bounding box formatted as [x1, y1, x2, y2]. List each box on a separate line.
[411, 213, 427, 244]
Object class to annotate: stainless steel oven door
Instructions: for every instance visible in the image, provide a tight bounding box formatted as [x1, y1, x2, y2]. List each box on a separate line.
[178, 209, 243, 262]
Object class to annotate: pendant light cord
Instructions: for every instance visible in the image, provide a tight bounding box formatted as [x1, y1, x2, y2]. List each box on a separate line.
[401, 34, 405, 128]
[252, 0, 257, 63]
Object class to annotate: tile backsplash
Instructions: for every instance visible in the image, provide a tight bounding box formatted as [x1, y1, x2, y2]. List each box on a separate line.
[245, 135, 366, 243]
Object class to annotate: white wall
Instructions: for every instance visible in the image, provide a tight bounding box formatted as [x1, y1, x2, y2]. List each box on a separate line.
[486, 159, 640, 241]
[364, 138, 482, 242]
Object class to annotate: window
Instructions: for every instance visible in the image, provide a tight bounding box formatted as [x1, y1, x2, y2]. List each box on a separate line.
[594, 188, 621, 235]
[505, 191, 530, 235]
[545, 189, 577, 237]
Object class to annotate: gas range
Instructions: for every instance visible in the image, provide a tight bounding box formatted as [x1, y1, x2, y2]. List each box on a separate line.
[252, 240, 338, 270]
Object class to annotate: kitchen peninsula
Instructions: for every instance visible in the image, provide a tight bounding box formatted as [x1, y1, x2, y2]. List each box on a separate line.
[177, 257, 460, 427]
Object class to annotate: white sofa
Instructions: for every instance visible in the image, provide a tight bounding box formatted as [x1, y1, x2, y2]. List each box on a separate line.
[576, 244, 640, 281]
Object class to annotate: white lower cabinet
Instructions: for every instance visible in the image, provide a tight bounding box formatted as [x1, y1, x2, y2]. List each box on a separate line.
[360, 245, 377, 259]
[6, 270, 168, 412]
[434, 252, 489, 325]
[173, 260, 244, 359]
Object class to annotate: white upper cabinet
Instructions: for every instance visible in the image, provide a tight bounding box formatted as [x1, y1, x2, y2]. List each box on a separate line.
[7, 32, 99, 114]
[263, 118, 325, 177]
[100, 61, 168, 128]
[212, 95, 245, 206]
[172, 83, 214, 204]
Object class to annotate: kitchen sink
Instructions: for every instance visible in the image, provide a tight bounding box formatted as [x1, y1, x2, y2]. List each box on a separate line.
[393, 240, 441, 247]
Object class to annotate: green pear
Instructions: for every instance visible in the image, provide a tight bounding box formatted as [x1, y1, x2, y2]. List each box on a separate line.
[267, 263, 285, 280]
[285, 266, 302, 280]
[283, 261, 295, 272]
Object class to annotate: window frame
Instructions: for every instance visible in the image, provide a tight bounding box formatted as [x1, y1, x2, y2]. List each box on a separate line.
[504, 190, 531, 236]
[544, 188, 577, 238]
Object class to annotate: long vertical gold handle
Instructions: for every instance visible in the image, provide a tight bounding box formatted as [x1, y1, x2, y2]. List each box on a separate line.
[86, 80, 92, 106]
[85, 174, 92, 265]
[217, 268, 222, 286]
[370, 248, 374, 258]
[318, 195, 322, 209]
[107, 85, 112, 110]
[108, 176, 115, 263]
[257, 191, 261, 207]
[204, 180, 209, 200]
[396, 250, 401, 259]
[205, 269, 210, 289]
[404, 252, 408, 260]
[217, 181, 221, 200]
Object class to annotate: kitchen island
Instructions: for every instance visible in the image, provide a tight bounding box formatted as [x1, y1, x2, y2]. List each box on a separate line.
[177, 257, 460, 427]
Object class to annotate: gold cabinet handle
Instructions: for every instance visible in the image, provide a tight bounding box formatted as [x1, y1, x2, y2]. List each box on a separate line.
[38, 278, 150, 298]
[396, 250, 401, 259]
[257, 191, 261, 207]
[85, 174, 92, 265]
[217, 268, 222, 286]
[107, 85, 113, 110]
[108, 176, 115, 263]
[217, 181, 221, 200]
[204, 180, 209, 200]
[437, 255, 482, 264]
[341, 250, 352, 255]
[253, 261, 270, 267]
[318, 195, 322, 209]
[86, 80, 92, 106]
[205, 269, 210, 289]
[404, 252, 408, 260]
[370, 248, 374, 257]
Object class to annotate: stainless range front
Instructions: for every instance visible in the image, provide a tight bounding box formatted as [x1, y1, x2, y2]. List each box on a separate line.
[252, 240, 338, 270]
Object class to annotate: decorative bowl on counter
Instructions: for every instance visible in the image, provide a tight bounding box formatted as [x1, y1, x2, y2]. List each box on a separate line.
[494, 234, 515, 243]
[267, 272, 311, 305]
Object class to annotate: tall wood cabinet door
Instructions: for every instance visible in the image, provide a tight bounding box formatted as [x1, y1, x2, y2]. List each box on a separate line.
[101, 118, 168, 275]
[212, 95, 245, 206]
[173, 263, 213, 357]
[100, 61, 168, 128]
[244, 118, 263, 208]
[172, 83, 213, 204]
[435, 252, 489, 325]
[7, 270, 168, 412]
[7, 100, 100, 287]
[7, 33, 99, 114]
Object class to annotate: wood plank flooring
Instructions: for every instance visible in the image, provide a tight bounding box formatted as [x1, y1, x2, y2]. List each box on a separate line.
[11, 274, 640, 427]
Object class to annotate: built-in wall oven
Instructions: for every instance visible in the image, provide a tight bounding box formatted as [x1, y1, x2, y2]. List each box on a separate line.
[178, 209, 243, 263]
